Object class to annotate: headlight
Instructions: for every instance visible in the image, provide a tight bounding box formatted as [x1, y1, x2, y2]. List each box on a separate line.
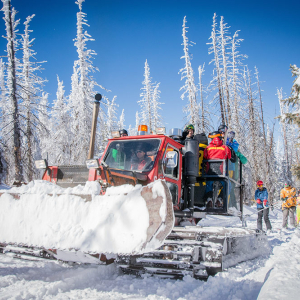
[35, 159, 48, 169]
[86, 159, 100, 169]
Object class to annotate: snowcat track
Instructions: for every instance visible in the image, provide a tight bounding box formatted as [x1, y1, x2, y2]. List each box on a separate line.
[0, 243, 56, 262]
[117, 226, 268, 280]
[0, 243, 114, 265]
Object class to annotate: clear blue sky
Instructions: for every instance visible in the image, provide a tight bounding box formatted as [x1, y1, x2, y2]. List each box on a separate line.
[1, 0, 299, 133]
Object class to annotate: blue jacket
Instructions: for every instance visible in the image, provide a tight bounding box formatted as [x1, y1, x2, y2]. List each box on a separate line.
[255, 187, 269, 209]
[226, 138, 239, 152]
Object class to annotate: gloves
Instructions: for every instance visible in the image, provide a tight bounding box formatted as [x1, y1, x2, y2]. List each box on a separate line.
[281, 197, 288, 202]
[263, 199, 267, 206]
[256, 199, 262, 204]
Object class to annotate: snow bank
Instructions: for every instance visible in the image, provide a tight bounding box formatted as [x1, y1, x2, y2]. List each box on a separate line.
[0, 180, 170, 254]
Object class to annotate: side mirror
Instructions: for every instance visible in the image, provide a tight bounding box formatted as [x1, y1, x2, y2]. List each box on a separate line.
[165, 151, 178, 168]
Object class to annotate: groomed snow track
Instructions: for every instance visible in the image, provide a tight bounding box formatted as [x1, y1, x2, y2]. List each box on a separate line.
[117, 226, 269, 280]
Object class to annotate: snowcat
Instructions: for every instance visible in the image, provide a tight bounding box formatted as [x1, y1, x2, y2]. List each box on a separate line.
[0, 94, 268, 279]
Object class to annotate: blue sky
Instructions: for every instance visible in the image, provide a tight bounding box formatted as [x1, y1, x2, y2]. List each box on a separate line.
[1, 0, 299, 133]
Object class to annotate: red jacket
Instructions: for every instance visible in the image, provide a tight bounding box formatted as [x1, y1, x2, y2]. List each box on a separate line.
[204, 137, 232, 160]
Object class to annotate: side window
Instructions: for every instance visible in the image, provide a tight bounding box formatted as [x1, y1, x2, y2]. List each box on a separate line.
[163, 145, 179, 179]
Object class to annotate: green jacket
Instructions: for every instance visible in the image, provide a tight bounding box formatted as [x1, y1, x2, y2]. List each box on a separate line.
[236, 151, 248, 164]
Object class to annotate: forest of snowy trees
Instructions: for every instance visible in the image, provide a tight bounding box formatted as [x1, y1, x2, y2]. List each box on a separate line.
[0, 0, 299, 201]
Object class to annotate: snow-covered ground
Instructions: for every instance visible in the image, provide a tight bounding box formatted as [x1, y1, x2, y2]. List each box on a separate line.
[0, 182, 300, 300]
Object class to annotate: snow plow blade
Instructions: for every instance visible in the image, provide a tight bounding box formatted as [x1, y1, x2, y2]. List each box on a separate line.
[0, 180, 174, 255]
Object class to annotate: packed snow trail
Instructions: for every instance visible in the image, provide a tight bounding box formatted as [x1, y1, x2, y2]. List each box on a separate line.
[1, 198, 300, 299]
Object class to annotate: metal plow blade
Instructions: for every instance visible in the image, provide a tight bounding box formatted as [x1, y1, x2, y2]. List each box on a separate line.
[0, 180, 174, 258]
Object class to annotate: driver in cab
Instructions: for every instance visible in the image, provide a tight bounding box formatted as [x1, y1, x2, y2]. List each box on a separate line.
[130, 145, 152, 171]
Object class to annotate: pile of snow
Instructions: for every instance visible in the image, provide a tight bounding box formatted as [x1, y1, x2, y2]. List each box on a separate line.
[0, 180, 169, 254]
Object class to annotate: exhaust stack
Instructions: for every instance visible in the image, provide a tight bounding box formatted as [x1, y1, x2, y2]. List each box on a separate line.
[88, 94, 102, 159]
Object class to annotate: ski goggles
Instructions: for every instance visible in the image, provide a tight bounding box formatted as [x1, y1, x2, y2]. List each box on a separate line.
[185, 125, 195, 131]
[257, 184, 263, 187]
[208, 131, 221, 139]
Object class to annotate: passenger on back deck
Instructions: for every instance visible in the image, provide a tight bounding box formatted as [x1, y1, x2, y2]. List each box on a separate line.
[203, 137, 231, 209]
[226, 131, 239, 152]
[203, 137, 231, 165]
[180, 124, 195, 144]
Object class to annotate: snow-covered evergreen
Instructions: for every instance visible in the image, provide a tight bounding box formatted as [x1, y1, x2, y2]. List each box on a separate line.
[179, 16, 200, 133]
[68, 0, 105, 164]
[139, 59, 163, 133]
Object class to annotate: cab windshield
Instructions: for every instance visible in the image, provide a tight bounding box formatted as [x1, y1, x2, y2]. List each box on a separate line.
[103, 139, 161, 172]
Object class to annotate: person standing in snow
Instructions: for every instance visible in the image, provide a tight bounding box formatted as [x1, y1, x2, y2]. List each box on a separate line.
[255, 180, 272, 232]
[280, 182, 297, 229]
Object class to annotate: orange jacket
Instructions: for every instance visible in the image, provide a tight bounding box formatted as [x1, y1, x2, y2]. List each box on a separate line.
[280, 186, 296, 208]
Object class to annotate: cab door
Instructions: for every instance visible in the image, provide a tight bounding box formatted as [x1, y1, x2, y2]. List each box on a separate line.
[159, 143, 182, 209]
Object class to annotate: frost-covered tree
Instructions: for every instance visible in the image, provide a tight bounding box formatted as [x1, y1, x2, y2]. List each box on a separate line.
[48, 77, 70, 164]
[1, 0, 23, 182]
[0, 58, 6, 182]
[151, 82, 164, 130]
[106, 95, 118, 135]
[179, 16, 200, 132]
[278, 88, 291, 179]
[139, 60, 163, 133]
[207, 13, 226, 125]
[68, 0, 105, 164]
[135, 111, 140, 134]
[197, 63, 212, 132]
[242, 66, 262, 190]
[229, 31, 246, 140]
[118, 109, 125, 130]
[219, 16, 232, 126]
[19, 14, 47, 181]
[0, 1, 47, 183]
[280, 65, 300, 179]
[139, 59, 153, 132]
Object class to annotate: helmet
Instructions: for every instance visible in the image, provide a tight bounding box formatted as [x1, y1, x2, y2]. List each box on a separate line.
[257, 180, 263, 186]
[119, 129, 128, 136]
[284, 182, 291, 187]
[185, 124, 195, 131]
[218, 124, 228, 133]
[208, 131, 221, 139]
[227, 131, 235, 139]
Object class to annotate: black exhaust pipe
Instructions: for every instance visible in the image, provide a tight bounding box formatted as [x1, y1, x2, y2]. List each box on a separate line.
[182, 139, 199, 214]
